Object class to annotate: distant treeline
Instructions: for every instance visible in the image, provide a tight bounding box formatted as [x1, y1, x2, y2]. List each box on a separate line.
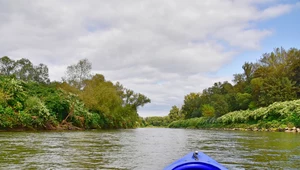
[0, 57, 150, 130]
[145, 47, 300, 128]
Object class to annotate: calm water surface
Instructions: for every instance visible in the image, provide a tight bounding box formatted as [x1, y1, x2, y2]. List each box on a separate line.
[0, 128, 299, 170]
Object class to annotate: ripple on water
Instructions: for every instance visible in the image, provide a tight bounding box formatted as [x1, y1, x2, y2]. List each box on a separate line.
[0, 129, 299, 170]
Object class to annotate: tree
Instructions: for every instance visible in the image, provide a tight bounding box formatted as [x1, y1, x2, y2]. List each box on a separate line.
[0, 56, 50, 83]
[0, 78, 27, 111]
[0, 56, 15, 76]
[233, 73, 246, 93]
[258, 77, 297, 106]
[168, 105, 181, 121]
[223, 93, 238, 112]
[114, 83, 151, 111]
[210, 94, 228, 117]
[236, 93, 252, 110]
[182, 92, 201, 119]
[201, 104, 215, 118]
[80, 74, 121, 114]
[62, 58, 92, 89]
[14, 58, 35, 81]
[122, 89, 151, 111]
[242, 62, 256, 83]
[207, 82, 222, 95]
[250, 77, 264, 109]
[33, 64, 50, 84]
[286, 48, 300, 97]
[144, 116, 170, 127]
[220, 81, 234, 94]
[79, 74, 151, 128]
[259, 47, 289, 78]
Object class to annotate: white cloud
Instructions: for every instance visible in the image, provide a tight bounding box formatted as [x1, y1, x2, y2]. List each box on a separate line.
[259, 4, 293, 19]
[0, 0, 296, 116]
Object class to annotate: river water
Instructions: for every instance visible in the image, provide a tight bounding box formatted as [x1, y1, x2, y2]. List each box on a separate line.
[0, 128, 299, 170]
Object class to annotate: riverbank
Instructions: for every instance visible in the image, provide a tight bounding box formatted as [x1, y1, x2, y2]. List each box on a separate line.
[168, 121, 300, 133]
[167, 100, 300, 133]
[168, 125, 300, 133]
[222, 127, 300, 132]
[0, 122, 84, 132]
[193, 126, 300, 133]
[141, 125, 300, 133]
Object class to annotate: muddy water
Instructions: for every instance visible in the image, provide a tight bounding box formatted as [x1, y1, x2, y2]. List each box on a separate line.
[0, 128, 299, 169]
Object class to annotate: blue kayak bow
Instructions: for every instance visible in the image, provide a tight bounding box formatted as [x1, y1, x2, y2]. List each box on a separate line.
[164, 151, 228, 170]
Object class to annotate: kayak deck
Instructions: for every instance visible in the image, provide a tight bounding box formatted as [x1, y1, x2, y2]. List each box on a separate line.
[164, 151, 228, 170]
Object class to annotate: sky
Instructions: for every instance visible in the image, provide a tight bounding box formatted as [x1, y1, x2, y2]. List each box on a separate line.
[0, 0, 299, 117]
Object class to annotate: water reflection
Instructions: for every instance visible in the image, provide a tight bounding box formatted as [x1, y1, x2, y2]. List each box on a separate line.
[0, 129, 299, 170]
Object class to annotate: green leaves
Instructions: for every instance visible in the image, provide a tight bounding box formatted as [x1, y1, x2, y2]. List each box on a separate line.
[182, 92, 201, 119]
[0, 56, 50, 83]
[80, 74, 122, 114]
[0, 56, 15, 76]
[79, 74, 150, 128]
[25, 96, 50, 117]
[217, 99, 300, 127]
[168, 105, 182, 121]
[0, 56, 151, 130]
[258, 77, 297, 106]
[144, 116, 170, 127]
[122, 89, 151, 110]
[169, 47, 300, 125]
[0, 78, 26, 111]
[236, 93, 252, 110]
[201, 104, 215, 118]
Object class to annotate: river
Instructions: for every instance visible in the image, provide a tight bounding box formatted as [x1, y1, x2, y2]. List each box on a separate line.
[0, 128, 299, 170]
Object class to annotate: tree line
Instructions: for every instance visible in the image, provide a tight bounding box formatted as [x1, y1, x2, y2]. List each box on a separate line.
[145, 47, 300, 127]
[0, 57, 150, 130]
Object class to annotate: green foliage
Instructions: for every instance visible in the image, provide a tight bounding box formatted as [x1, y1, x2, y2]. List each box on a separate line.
[168, 100, 300, 129]
[80, 74, 122, 114]
[0, 89, 8, 106]
[0, 78, 27, 111]
[0, 106, 15, 128]
[218, 99, 300, 127]
[168, 47, 300, 125]
[17, 111, 33, 127]
[22, 81, 70, 121]
[120, 88, 151, 111]
[210, 94, 228, 117]
[182, 93, 201, 119]
[144, 116, 170, 127]
[286, 48, 300, 97]
[24, 96, 53, 128]
[0, 56, 15, 76]
[44, 93, 69, 121]
[236, 93, 252, 110]
[287, 112, 300, 127]
[77, 73, 150, 129]
[258, 77, 297, 106]
[85, 112, 102, 129]
[201, 104, 215, 118]
[25, 97, 50, 117]
[0, 56, 50, 83]
[0, 58, 151, 130]
[168, 117, 217, 129]
[168, 105, 182, 121]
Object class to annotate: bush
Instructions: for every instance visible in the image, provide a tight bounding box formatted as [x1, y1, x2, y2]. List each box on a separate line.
[18, 111, 33, 127]
[24, 96, 51, 128]
[170, 99, 300, 129]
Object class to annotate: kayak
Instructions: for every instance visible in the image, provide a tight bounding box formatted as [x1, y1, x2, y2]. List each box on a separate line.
[164, 151, 228, 170]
